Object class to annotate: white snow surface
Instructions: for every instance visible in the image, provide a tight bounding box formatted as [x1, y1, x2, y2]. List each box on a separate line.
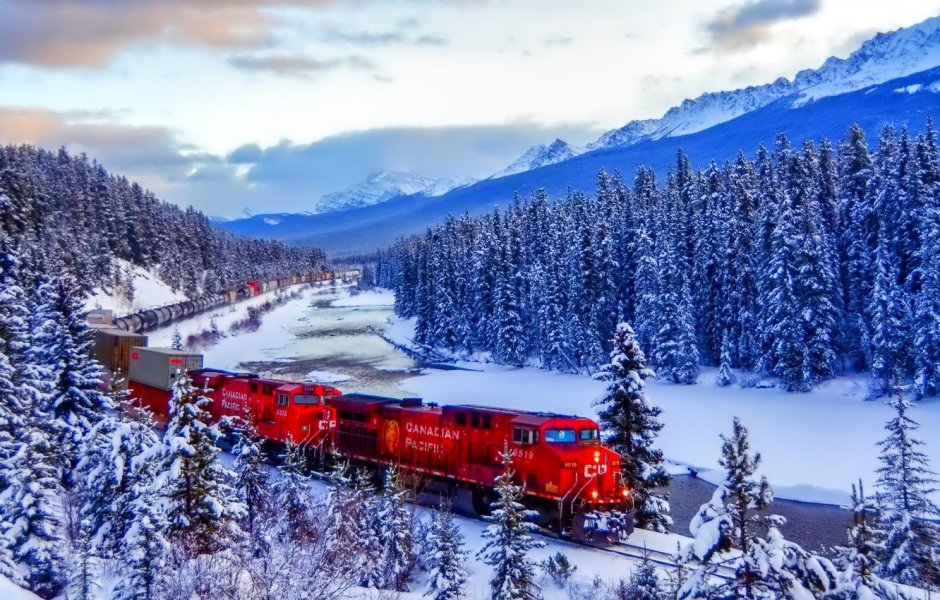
[491, 138, 578, 179]
[0, 575, 40, 600]
[329, 288, 396, 308]
[303, 370, 351, 383]
[589, 15, 940, 150]
[316, 171, 474, 214]
[145, 282, 347, 369]
[84, 259, 188, 314]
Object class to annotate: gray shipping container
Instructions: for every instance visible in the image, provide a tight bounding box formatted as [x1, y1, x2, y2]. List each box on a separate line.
[92, 326, 148, 374]
[127, 347, 204, 391]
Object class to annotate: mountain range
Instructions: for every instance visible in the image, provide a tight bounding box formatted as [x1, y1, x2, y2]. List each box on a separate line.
[218, 15, 940, 256]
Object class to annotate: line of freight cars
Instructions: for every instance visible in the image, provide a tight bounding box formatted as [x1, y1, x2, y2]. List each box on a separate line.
[98, 338, 635, 542]
[105, 269, 360, 334]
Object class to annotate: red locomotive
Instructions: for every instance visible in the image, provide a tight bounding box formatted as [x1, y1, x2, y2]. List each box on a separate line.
[118, 347, 634, 541]
[330, 393, 633, 539]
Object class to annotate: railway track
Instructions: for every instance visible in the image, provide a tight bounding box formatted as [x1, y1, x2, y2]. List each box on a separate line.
[537, 525, 739, 582]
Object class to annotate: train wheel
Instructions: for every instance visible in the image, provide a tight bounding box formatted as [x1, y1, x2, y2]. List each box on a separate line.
[471, 488, 496, 517]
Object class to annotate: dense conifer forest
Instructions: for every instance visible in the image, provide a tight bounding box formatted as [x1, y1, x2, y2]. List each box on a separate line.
[372, 120, 940, 397]
[0, 145, 327, 301]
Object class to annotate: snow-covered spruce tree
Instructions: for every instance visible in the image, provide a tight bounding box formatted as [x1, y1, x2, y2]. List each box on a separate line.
[838, 123, 876, 371]
[716, 332, 734, 387]
[374, 466, 416, 591]
[830, 480, 913, 599]
[867, 239, 911, 399]
[323, 460, 370, 579]
[912, 123, 940, 399]
[114, 494, 170, 600]
[477, 446, 545, 600]
[424, 499, 468, 600]
[66, 519, 99, 600]
[875, 387, 940, 589]
[32, 274, 110, 479]
[270, 435, 317, 540]
[686, 418, 838, 598]
[593, 322, 671, 532]
[232, 415, 269, 537]
[686, 419, 769, 596]
[171, 327, 184, 351]
[152, 373, 245, 554]
[74, 412, 160, 559]
[626, 550, 664, 600]
[0, 412, 67, 597]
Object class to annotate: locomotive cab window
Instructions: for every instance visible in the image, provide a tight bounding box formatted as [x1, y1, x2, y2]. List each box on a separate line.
[250, 383, 258, 393]
[544, 429, 576, 443]
[512, 427, 538, 445]
[294, 394, 320, 405]
[455, 413, 467, 426]
[579, 429, 600, 442]
[276, 393, 289, 407]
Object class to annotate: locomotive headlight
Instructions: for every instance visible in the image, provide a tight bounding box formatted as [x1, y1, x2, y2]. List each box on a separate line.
[593, 450, 600, 463]
[591, 490, 598, 499]
[622, 489, 630, 497]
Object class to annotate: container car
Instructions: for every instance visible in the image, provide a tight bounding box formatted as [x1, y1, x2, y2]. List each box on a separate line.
[92, 326, 148, 374]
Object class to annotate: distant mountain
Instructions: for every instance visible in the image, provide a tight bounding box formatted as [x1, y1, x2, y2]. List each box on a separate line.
[217, 17, 940, 256]
[316, 170, 472, 214]
[589, 15, 940, 150]
[491, 139, 577, 179]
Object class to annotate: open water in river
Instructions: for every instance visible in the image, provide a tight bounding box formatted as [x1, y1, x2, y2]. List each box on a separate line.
[236, 288, 853, 553]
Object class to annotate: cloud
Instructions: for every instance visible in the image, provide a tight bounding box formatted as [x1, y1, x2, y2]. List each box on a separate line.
[0, 0, 334, 68]
[321, 26, 450, 47]
[0, 107, 205, 176]
[544, 36, 573, 46]
[0, 107, 602, 218]
[705, 0, 821, 51]
[227, 52, 374, 76]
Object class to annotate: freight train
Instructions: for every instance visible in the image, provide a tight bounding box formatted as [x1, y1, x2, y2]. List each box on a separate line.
[111, 269, 361, 333]
[112, 344, 634, 542]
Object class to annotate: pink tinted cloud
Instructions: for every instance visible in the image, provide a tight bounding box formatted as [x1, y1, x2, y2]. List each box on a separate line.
[0, 0, 334, 68]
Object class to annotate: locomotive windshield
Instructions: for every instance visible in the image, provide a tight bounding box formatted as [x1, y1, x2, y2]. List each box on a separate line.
[544, 429, 576, 443]
[294, 394, 321, 405]
[579, 428, 600, 441]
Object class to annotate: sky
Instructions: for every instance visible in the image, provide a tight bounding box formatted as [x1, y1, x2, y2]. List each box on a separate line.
[0, 0, 938, 218]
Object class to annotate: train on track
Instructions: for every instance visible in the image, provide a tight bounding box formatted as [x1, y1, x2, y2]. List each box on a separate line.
[108, 269, 360, 333]
[91, 284, 634, 542]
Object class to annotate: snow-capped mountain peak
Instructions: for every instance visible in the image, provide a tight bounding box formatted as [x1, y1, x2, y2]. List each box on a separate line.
[315, 170, 473, 213]
[492, 138, 577, 179]
[589, 15, 940, 151]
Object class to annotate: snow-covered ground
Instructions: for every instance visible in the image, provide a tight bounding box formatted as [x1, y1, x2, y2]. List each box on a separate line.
[295, 474, 685, 599]
[84, 260, 188, 314]
[0, 576, 40, 600]
[144, 283, 346, 363]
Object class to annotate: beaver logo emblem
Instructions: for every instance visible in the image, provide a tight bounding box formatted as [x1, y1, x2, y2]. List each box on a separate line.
[384, 420, 400, 454]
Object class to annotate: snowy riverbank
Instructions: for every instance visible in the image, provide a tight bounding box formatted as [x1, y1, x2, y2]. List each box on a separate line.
[382, 313, 940, 509]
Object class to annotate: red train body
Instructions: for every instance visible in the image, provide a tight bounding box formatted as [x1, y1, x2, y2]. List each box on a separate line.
[329, 393, 631, 534]
[130, 371, 341, 449]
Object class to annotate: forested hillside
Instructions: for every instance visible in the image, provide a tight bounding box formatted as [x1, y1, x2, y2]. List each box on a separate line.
[374, 120, 940, 398]
[0, 145, 327, 301]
